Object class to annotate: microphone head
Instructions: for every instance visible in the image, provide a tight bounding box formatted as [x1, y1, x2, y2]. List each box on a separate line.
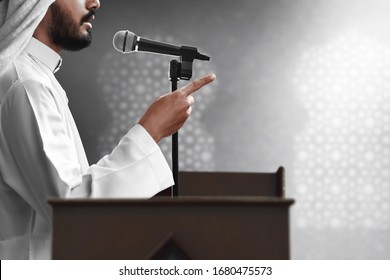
[113, 30, 137, 53]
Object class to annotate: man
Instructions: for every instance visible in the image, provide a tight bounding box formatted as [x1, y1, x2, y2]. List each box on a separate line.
[0, 0, 215, 259]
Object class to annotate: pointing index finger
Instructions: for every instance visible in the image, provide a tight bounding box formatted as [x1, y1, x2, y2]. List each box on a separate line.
[179, 74, 216, 96]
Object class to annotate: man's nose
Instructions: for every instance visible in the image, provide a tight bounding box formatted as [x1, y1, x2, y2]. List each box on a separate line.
[87, 0, 100, 11]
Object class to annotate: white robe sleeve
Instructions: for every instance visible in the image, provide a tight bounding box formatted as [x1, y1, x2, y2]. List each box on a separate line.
[1, 79, 173, 222]
[87, 124, 174, 198]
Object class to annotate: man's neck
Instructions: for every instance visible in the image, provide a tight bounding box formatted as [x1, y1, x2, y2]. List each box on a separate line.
[32, 32, 62, 54]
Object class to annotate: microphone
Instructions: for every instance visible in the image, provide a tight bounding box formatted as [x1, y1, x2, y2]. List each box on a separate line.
[113, 30, 210, 61]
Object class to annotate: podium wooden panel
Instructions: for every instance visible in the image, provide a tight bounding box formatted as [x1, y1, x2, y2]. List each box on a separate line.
[177, 167, 285, 197]
[49, 197, 294, 259]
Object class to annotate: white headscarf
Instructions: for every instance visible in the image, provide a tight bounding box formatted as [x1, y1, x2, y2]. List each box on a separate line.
[0, 0, 55, 75]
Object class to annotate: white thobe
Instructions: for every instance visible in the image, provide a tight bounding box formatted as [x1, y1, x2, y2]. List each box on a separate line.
[0, 38, 174, 259]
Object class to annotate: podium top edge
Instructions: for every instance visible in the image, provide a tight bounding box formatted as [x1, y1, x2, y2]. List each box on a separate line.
[178, 168, 284, 175]
[48, 196, 295, 207]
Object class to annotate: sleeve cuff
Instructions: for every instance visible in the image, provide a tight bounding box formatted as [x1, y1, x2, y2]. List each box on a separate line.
[87, 124, 174, 198]
[126, 124, 174, 192]
[125, 124, 159, 156]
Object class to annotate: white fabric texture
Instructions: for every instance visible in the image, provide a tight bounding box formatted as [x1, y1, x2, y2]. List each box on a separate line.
[0, 38, 174, 259]
[0, 0, 55, 75]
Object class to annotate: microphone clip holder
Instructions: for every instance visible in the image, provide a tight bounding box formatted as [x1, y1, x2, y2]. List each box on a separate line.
[172, 46, 210, 81]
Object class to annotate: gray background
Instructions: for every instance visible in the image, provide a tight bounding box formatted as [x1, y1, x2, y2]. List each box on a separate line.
[57, 0, 390, 259]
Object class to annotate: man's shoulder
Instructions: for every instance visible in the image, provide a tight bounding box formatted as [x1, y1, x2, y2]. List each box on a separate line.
[16, 52, 52, 85]
[3, 51, 52, 88]
[0, 52, 53, 100]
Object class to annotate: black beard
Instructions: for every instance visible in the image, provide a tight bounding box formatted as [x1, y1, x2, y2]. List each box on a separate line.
[49, 2, 93, 51]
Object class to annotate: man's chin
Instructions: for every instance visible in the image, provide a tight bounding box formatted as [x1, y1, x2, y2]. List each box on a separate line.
[62, 37, 92, 51]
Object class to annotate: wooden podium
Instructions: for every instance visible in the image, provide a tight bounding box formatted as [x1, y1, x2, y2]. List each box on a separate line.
[49, 167, 294, 259]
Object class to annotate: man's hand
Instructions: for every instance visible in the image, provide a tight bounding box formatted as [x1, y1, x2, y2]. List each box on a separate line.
[138, 74, 216, 143]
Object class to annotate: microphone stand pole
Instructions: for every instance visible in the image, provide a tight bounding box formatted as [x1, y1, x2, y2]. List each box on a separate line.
[169, 60, 180, 197]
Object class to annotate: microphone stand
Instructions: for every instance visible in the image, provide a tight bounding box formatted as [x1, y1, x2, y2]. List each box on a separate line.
[168, 46, 210, 197]
[169, 60, 180, 197]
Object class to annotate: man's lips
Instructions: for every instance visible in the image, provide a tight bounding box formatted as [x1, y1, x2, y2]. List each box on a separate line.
[83, 22, 92, 28]
[81, 13, 95, 26]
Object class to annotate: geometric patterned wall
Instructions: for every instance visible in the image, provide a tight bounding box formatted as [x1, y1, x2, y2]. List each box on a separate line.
[293, 31, 390, 256]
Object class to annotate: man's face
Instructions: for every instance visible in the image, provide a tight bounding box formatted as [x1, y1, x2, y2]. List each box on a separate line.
[49, 0, 100, 51]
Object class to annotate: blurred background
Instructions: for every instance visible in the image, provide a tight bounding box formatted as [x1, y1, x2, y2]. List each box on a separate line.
[57, 0, 390, 259]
